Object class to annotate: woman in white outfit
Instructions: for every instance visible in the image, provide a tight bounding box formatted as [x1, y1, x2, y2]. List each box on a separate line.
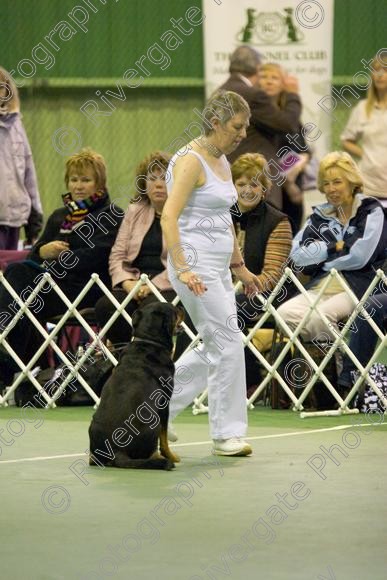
[341, 52, 387, 204]
[161, 90, 260, 457]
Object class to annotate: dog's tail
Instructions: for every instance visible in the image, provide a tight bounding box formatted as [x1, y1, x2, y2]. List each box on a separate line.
[89, 451, 175, 471]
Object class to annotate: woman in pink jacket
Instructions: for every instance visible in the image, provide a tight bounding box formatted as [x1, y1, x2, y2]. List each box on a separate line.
[95, 151, 191, 357]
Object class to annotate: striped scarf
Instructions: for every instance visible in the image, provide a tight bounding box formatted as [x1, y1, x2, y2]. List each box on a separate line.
[60, 190, 107, 233]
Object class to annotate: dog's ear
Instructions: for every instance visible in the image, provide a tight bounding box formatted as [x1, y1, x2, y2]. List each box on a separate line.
[131, 309, 143, 331]
[176, 306, 185, 326]
[162, 309, 176, 340]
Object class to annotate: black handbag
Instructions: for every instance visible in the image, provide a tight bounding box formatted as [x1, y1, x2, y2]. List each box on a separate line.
[14, 346, 126, 407]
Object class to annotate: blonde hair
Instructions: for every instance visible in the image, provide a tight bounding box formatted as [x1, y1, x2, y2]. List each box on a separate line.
[260, 62, 287, 109]
[65, 148, 107, 191]
[231, 152, 272, 192]
[202, 90, 250, 135]
[365, 55, 387, 118]
[318, 151, 363, 194]
[0, 66, 20, 113]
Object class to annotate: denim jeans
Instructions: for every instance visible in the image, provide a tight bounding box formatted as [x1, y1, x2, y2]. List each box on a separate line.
[339, 293, 387, 387]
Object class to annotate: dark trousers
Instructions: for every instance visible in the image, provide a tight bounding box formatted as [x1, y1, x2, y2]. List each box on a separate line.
[0, 262, 101, 366]
[95, 288, 195, 360]
[0, 226, 20, 250]
[339, 293, 387, 387]
[236, 293, 268, 389]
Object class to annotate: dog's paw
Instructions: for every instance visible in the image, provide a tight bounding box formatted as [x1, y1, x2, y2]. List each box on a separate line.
[169, 452, 180, 464]
[160, 447, 180, 464]
[164, 459, 176, 471]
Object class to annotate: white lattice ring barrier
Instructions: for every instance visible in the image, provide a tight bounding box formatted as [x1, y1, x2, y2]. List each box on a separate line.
[1, 269, 386, 418]
[0, 273, 199, 409]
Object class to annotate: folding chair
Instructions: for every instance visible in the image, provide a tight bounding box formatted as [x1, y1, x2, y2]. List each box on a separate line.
[267, 326, 340, 410]
[0, 249, 29, 271]
[243, 267, 358, 415]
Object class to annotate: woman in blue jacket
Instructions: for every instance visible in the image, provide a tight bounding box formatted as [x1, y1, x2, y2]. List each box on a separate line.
[276, 151, 387, 342]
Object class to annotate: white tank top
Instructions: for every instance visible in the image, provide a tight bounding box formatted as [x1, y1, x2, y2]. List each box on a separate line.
[166, 149, 236, 253]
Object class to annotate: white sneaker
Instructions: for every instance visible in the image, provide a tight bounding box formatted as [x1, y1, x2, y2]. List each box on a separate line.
[167, 422, 178, 442]
[212, 437, 252, 456]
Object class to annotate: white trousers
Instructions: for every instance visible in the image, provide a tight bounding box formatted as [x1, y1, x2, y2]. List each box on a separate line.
[276, 290, 354, 342]
[168, 252, 247, 440]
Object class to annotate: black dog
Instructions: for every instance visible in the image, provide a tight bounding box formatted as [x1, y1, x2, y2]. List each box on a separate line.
[89, 302, 183, 470]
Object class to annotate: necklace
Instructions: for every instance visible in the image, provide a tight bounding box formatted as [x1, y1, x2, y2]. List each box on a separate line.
[200, 136, 223, 158]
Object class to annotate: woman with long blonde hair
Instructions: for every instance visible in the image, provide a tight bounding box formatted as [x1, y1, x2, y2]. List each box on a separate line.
[341, 52, 387, 202]
[259, 62, 310, 234]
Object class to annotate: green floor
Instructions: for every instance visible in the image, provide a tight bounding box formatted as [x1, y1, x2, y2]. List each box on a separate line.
[1, 406, 386, 580]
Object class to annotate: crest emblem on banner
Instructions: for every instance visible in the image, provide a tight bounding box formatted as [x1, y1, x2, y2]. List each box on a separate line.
[237, 7, 305, 45]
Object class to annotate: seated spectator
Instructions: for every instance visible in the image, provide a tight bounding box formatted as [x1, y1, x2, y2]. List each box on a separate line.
[258, 62, 311, 234]
[0, 66, 43, 249]
[231, 153, 292, 392]
[95, 151, 193, 359]
[338, 293, 387, 391]
[0, 148, 122, 381]
[276, 152, 387, 343]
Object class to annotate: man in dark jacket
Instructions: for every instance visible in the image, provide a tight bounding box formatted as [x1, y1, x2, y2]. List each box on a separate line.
[219, 46, 302, 209]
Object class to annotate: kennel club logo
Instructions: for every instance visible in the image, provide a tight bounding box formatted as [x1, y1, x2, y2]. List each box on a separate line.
[237, 7, 305, 45]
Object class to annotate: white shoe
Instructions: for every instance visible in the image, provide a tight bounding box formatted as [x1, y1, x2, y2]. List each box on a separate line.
[212, 437, 252, 456]
[167, 422, 178, 442]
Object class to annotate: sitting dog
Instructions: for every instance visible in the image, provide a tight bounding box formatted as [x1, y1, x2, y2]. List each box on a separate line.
[89, 302, 183, 470]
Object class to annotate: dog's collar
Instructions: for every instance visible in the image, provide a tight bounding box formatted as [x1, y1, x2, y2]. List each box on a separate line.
[131, 336, 171, 350]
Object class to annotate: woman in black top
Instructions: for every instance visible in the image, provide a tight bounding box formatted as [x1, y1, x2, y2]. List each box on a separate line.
[0, 149, 122, 378]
